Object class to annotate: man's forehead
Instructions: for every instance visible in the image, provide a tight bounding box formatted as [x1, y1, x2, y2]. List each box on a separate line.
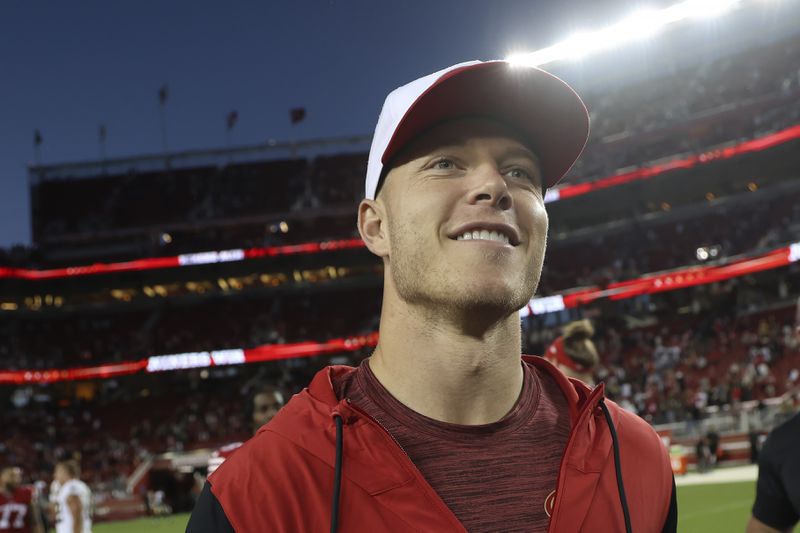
[400, 117, 539, 161]
[255, 392, 279, 403]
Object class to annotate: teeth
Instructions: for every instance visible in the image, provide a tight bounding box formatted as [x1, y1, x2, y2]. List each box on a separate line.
[455, 229, 510, 244]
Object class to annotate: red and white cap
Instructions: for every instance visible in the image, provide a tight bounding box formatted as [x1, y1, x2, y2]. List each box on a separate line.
[365, 60, 590, 200]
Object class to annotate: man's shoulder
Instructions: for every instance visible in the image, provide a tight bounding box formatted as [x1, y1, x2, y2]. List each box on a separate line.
[769, 411, 800, 443]
[606, 398, 672, 484]
[61, 479, 90, 495]
[9, 486, 33, 504]
[763, 410, 800, 461]
[609, 399, 665, 448]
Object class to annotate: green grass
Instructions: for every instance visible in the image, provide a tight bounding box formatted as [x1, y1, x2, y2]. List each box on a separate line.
[678, 481, 758, 533]
[93, 482, 763, 532]
[94, 513, 189, 532]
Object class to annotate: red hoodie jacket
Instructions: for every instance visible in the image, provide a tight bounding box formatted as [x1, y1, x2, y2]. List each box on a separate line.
[189, 356, 675, 532]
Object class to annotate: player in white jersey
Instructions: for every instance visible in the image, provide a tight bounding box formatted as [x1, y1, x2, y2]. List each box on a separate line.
[52, 462, 91, 533]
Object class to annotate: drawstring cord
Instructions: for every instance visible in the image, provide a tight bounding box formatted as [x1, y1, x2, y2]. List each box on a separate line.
[600, 399, 633, 533]
[330, 414, 344, 533]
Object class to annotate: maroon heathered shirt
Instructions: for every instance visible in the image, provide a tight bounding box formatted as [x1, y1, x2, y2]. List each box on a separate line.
[333, 358, 572, 533]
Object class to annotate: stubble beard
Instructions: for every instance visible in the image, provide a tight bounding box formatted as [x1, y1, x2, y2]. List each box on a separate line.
[387, 217, 543, 325]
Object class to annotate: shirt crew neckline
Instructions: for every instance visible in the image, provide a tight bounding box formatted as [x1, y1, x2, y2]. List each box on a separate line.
[355, 357, 542, 442]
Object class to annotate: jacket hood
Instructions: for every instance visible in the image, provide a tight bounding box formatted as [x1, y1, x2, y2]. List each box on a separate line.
[240, 356, 669, 532]
[302, 356, 593, 412]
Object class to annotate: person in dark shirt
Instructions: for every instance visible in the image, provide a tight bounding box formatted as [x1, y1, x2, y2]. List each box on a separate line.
[747, 299, 800, 533]
[747, 411, 800, 532]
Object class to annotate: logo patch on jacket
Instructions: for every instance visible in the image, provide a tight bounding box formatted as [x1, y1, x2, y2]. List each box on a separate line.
[544, 490, 556, 517]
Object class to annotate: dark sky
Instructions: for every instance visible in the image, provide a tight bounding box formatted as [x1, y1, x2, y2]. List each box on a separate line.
[0, 0, 655, 249]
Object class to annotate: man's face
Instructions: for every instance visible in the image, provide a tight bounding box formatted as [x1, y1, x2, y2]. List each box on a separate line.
[374, 118, 548, 319]
[1, 467, 22, 490]
[53, 465, 68, 485]
[252, 392, 282, 432]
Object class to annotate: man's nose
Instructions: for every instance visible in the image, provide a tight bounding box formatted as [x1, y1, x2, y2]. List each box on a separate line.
[467, 166, 512, 210]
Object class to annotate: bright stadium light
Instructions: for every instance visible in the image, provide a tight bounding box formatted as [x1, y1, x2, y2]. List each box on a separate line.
[507, 0, 760, 67]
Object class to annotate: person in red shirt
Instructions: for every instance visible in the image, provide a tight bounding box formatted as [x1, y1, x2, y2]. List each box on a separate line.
[0, 467, 44, 533]
[188, 60, 677, 532]
[544, 319, 599, 385]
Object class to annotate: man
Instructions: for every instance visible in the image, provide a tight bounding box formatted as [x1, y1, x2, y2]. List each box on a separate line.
[0, 466, 44, 533]
[746, 297, 800, 532]
[206, 385, 285, 475]
[52, 462, 91, 533]
[544, 319, 600, 384]
[188, 60, 676, 532]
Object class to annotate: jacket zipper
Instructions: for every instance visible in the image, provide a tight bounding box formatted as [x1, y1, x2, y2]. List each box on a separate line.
[547, 384, 607, 533]
[344, 398, 414, 459]
[341, 398, 467, 532]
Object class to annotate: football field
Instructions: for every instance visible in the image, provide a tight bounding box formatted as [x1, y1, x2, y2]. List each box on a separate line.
[95, 479, 760, 532]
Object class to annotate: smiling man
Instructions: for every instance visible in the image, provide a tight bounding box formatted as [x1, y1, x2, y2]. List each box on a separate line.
[187, 60, 677, 533]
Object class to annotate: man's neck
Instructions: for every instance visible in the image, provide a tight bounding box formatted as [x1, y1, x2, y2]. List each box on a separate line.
[369, 298, 524, 425]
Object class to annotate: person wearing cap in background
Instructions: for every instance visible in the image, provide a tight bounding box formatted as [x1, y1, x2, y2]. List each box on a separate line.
[187, 60, 677, 532]
[544, 319, 599, 385]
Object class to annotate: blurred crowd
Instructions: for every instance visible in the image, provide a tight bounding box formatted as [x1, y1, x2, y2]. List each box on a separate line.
[2, 277, 798, 498]
[527, 265, 800, 425]
[539, 188, 800, 293]
[570, 34, 800, 180]
[0, 287, 382, 370]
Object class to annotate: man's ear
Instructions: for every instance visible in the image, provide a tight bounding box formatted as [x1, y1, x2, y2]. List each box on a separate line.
[357, 198, 390, 258]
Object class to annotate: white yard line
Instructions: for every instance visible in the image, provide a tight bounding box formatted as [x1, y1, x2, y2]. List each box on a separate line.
[675, 464, 758, 486]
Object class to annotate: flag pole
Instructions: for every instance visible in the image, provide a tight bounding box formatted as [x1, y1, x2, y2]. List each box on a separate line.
[225, 110, 238, 164]
[33, 129, 43, 166]
[158, 84, 169, 169]
[99, 124, 107, 162]
[289, 107, 306, 159]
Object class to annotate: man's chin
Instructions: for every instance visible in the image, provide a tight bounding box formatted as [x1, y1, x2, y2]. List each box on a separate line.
[451, 283, 530, 315]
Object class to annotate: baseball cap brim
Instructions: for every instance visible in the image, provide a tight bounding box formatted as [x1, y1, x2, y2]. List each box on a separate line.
[381, 61, 590, 189]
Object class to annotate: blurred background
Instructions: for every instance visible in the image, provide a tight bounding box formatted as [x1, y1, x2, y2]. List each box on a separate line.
[1, 1, 799, 531]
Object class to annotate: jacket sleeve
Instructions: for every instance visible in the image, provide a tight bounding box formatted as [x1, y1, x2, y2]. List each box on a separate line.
[661, 476, 677, 533]
[186, 481, 235, 533]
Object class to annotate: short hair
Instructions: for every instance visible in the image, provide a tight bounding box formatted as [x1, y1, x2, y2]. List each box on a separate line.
[250, 385, 285, 411]
[56, 460, 81, 479]
[562, 319, 600, 369]
[1, 465, 21, 477]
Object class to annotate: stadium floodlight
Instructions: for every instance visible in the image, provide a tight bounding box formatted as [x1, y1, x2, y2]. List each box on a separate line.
[507, 0, 754, 67]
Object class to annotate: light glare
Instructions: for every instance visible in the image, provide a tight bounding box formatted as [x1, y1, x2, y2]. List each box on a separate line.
[507, 0, 754, 67]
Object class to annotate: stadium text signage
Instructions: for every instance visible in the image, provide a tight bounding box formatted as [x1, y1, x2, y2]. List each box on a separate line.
[145, 349, 246, 372]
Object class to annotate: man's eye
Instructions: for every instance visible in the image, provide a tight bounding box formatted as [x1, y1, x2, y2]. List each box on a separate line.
[507, 168, 535, 181]
[433, 158, 455, 170]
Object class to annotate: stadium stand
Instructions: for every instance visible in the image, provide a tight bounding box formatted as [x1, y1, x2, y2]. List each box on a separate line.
[19, 33, 800, 267]
[2, 17, 800, 524]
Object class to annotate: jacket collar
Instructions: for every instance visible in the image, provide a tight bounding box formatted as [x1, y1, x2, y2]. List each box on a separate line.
[269, 358, 611, 503]
[304, 358, 602, 425]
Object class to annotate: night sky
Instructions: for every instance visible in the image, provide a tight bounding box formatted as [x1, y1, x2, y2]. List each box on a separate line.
[0, 0, 674, 248]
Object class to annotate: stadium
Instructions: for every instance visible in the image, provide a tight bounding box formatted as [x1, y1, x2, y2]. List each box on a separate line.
[2, 1, 800, 532]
